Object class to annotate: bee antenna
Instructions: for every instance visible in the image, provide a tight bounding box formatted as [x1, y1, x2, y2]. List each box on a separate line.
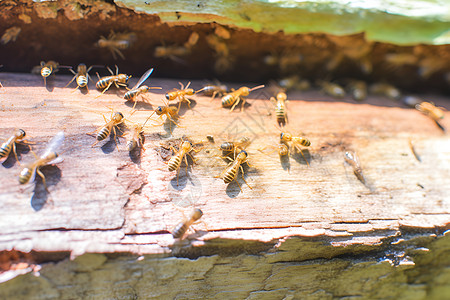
[249, 85, 265, 92]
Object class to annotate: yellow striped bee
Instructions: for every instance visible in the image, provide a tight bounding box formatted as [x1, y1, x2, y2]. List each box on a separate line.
[217, 149, 252, 192]
[19, 131, 64, 188]
[318, 80, 345, 98]
[369, 83, 401, 100]
[65, 64, 100, 92]
[221, 85, 265, 112]
[89, 111, 124, 147]
[95, 65, 131, 97]
[270, 92, 288, 125]
[32, 61, 60, 86]
[172, 208, 203, 239]
[280, 132, 311, 166]
[198, 83, 228, 100]
[97, 31, 137, 60]
[146, 98, 181, 133]
[346, 80, 367, 101]
[165, 81, 198, 110]
[258, 141, 289, 157]
[0, 129, 32, 163]
[123, 68, 162, 109]
[168, 139, 202, 185]
[220, 136, 250, 155]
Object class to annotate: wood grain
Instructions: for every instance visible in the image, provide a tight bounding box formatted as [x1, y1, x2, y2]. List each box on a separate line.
[0, 72, 449, 257]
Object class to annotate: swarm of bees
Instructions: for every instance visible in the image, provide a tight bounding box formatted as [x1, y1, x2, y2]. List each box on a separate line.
[1, 26, 447, 244]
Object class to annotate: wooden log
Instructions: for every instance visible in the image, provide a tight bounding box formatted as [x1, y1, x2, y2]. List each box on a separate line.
[0, 72, 449, 298]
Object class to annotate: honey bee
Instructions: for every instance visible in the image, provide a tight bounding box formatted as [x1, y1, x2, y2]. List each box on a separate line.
[95, 65, 131, 97]
[344, 151, 365, 184]
[369, 83, 401, 101]
[415, 102, 446, 121]
[277, 75, 311, 91]
[33, 61, 60, 86]
[258, 141, 289, 157]
[270, 92, 288, 125]
[280, 132, 311, 166]
[89, 111, 124, 147]
[172, 208, 203, 239]
[97, 31, 137, 60]
[168, 139, 202, 184]
[264, 51, 302, 74]
[198, 83, 228, 100]
[0, 129, 32, 163]
[165, 82, 196, 110]
[346, 80, 367, 102]
[123, 68, 162, 109]
[65, 64, 100, 92]
[318, 81, 345, 98]
[220, 136, 251, 155]
[221, 85, 265, 112]
[217, 150, 252, 192]
[154, 32, 199, 63]
[146, 98, 181, 133]
[1, 26, 21, 45]
[19, 131, 64, 188]
[126, 123, 145, 152]
[205, 34, 234, 74]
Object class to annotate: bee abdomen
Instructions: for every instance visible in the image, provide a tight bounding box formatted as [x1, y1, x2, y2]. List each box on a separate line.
[222, 95, 235, 107]
[301, 139, 311, 147]
[168, 156, 181, 171]
[19, 168, 32, 184]
[124, 90, 137, 101]
[96, 77, 112, 89]
[41, 67, 51, 77]
[223, 168, 237, 184]
[220, 142, 234, 151]
[0, 143, 11, 159]
[127, 140, 137, 151]
[172, 222, 188, 238]
[97, 127, 110, 141]
[77, 75, 88, 87]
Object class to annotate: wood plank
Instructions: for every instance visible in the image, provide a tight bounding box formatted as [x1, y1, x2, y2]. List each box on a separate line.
[0, 72, 449, 256]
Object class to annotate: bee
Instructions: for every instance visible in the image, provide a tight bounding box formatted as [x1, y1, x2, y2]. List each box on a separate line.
[205, 34, 234, 74]
[217, 150, 252, 192]
[280, 132, 311, 166]
[125, 110, 154, 152]
[123, 68, 162, 109]
[258, 141, 289, 157]
[165, 81, 196, 110]
[264, 51, 302, 74]
[168, 139, 202, 184]
[19, 131, 64, 188]
[318, 81, 345, 98]
[220, 136, 251, 155]
[415, 102, 445, 121]
[344, 151, 365, 184]
[346, 80, 367, 102]
[270, 92, 288, 125]
[89, 111, 124, 147]
[95, 65, 131, 97]
[277, 76, 311, 91]
[369, 83, 401, 101]
[33, 61, 60, 86]
[172, 208, 203, 239]
[146, 98, 181, 133]
[198, 83, 228, 100]
[1, 26, 21, 45]
[65, 64, 100, 92]
[0, 129, 32, 163]
[154, 32, 199, 63]
[97, 31, 137, 60]
[221, 85, 265, 112]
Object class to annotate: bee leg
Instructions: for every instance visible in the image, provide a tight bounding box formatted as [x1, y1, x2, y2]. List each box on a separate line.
[295, 145, 310, 166]
[64, 73, 77, 88]
[229, 97, 241, 113]
[258, 146, 277, 156]
[36, 168, 48, 192]
[233, 175, 244, 193]
[239, 165, 253, 190]
[240, 97, 247, 112]
[95, 81, 114, 99]
[113, 47, 125, 60]
[11, 142, 20, 164]
[210, 91, 218, 101]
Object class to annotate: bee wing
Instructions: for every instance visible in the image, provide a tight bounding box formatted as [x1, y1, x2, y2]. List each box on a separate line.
[131, 68, 154, 90]
[41, 131, 65, 158]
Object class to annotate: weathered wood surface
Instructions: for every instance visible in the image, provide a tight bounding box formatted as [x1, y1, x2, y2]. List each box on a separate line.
[0, 72, 449, 257]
